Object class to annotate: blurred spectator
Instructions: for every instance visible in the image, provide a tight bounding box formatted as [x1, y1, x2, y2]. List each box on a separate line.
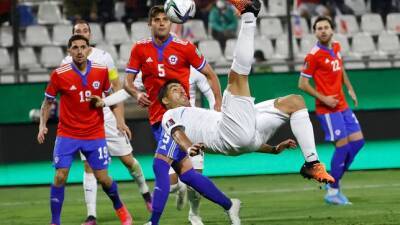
[371, 0, 399, 23]
[0, 0, 11, 25]
[122, 0, 149, 24]
[209, 0, 238, 51]
[64, 0, 98, 23]
[18, 3, 36, 27]
[194, 0, 216, 29]
[97, 0, 116, 23]
[325, 0, 354, 16]
[296, 0, 330, 18]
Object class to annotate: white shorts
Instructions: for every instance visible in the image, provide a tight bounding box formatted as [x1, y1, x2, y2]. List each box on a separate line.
[168, 153, 204, 175]
[254, 99, 289, 144]
[217, 91, 257, 155]
[81, 109, 132, 160]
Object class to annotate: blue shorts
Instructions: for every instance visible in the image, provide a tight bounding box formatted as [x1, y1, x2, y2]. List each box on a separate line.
[53, 136, 109, 170]
[155, 129, 187, 163]
[151, 122, 162, 141]
[316, 108, 362, 142]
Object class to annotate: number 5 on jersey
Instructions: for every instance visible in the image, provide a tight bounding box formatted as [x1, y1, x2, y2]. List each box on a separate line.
[158, 64, 165, 77]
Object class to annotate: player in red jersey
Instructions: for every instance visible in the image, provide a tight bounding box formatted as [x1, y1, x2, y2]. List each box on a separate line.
[37, 35, 133, 225]
[299, 16, 364, 205]
[95, 5, 222, 225]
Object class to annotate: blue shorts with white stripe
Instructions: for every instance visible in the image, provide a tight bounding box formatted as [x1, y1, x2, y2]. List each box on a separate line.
[155, 129, 187, 162]
[316, 108, 362, 142]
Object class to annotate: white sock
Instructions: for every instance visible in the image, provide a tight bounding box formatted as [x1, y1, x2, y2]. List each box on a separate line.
[170, 179, 186, 193]
[187, 187, 202, 216]
[327, 187, 339, 196]
[129, 158, 149, 194]
[290, 109, 319, 162]
[83, 172, 97, 217]
[231, 12, 256, 76]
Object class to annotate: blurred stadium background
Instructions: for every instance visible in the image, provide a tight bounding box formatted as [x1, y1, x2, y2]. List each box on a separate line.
[0, 0, 400, 224]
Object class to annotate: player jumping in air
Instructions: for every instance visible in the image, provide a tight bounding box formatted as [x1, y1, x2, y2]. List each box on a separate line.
[92, 5, 223, 225]
[299, 16, 364, 205]
[37, 35, 133, 225]
[149, 0, 334, 224]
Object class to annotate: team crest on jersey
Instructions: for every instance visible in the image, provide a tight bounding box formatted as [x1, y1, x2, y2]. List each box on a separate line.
[168, 55, 178, 65]
[166, 118, 175, 128]
[92, 81, 100, 89]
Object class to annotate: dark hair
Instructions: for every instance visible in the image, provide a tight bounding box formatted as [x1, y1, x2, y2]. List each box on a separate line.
[148, 5, 166, 25]
[68, 34, 90, 48]
[158, 79, 182, 108]
[312, 16, 335, 31]
[72, 19, 91, 34]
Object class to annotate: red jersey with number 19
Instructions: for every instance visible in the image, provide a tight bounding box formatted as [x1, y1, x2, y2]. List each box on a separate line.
[301, 41, 348, 114]
[45, 60, 111, 139]
[126, 35, 206, 125]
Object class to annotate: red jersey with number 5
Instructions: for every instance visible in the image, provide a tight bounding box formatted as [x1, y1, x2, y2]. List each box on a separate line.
[126, 35, 206, 125]
[300, 41, 348, 114]
[45, 61, 111, 139]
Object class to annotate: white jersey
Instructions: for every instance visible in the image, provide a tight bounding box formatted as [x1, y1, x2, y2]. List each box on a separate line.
[162, 107, 226, 153]
[61, 47, 117, 123]
[134, 67, 215, 108]
[162, 93, 290, 155]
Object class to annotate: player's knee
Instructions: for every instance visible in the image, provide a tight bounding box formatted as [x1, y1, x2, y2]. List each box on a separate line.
[54, 171, 68, 185]
[280, 94, 306, 113]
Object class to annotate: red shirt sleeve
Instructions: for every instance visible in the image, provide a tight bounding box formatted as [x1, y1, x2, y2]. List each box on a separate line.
[186, 42, 206, 71]
[125, 43, 141, 74]
[301, 54, 317, 78]
[45, 70, 59, 99]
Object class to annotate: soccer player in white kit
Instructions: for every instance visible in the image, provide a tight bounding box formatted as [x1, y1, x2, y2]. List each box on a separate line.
[134, 67, 215, 225]
[61, 20, 152, 225]
[158, 0, 335, 185]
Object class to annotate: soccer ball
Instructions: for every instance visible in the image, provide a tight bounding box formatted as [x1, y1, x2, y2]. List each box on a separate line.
[164, 0, 196, 24]
[29, 109, 40, 122]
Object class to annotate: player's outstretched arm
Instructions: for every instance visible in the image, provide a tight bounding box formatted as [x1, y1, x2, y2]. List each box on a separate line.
[171, 127, 203, 156]
[37, 99, 53, 144]
[199, 64, 222, 111]
[257, 139, 297, 154]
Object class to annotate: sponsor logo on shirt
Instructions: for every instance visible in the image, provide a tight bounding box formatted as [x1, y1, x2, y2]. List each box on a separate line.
[166, 118, 175, 128]
[70, 85, 77, 91]
[325, 58, 330, 64]
[146, 57, 153, 63]
[168, 55, 178, 65]
[92, 81, 100, 89]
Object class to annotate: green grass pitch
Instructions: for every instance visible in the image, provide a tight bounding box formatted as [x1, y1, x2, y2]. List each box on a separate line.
[0, 170, 399, 225]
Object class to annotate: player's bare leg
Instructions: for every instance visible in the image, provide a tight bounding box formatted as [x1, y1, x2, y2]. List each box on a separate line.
[93, 169, 133, 225]
[274, 94, 335, 184]
[82, 161, 98, 225]
[119, 153, 152, 212]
